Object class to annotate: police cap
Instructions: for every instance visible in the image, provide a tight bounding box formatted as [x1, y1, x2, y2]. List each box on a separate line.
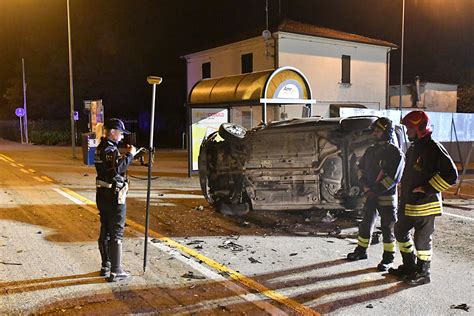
[104, 118, 130, 134]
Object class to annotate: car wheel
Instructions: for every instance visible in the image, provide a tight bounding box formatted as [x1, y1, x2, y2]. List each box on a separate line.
[219, 123, 247, 141]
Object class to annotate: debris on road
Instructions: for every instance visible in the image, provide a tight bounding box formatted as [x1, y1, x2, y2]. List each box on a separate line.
[193, 205, 204, 211]
[218, 240, 244, 252]
[321, 211, 336, 223]
[186, 240, 205, 246]
[289, 253, 298, 256]
[181, 271, 206, 280]
[248, 257, 262, 264]
[0, 261, 22, 265]
[328, 226, 342, 236]
[450, 304, 470, 312]
[366, 304, 374, 308]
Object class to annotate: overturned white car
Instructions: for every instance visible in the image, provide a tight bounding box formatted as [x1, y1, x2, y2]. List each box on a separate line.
[198, 116, 403, 215]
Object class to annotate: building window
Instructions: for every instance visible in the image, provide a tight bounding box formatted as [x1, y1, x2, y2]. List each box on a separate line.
[241, 53, 253, 74]
[202, 62, 211, 79]
[341, 55, 351, 84]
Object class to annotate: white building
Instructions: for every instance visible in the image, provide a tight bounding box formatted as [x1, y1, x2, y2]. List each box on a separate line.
[183, 19, 397, 118]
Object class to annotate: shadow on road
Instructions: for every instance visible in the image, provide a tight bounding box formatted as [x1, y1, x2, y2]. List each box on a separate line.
[29, 260, 407, 315]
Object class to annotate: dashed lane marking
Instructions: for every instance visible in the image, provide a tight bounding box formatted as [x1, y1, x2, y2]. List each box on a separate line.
[28, 169, 36, 173]
[55, 186, 319, 315]
[41, 176, 54, 182]
[19, 168, 29, 174]
[33, 176, 44, 182]
[0, 154, 14, 162]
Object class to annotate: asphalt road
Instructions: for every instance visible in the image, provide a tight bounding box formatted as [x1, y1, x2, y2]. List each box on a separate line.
[0, 139, 473, 315]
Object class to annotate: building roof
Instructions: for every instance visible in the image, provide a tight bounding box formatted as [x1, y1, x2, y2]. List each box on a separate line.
[278, 19, 398, 48]
[184, 19, 397, 56]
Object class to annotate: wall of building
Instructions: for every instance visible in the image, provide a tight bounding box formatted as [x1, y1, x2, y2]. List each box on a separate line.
[184, 37, 274, 96]
[276, 32, 390, 117]
[389, 83, 458, 112]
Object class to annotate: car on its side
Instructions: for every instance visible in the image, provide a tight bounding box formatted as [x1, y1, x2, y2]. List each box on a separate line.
[198, 116, 405, 215]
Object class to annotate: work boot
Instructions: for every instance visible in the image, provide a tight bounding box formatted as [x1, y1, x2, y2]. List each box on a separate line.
[98, 239, 111, 276]
[107, 240, 131, 282]
[377, 251, 395, 271]
[347, 246, 368, 261]
[388, 252, 417, 278]
[405, 260, 431, 286]
[100, 262, 111, 277]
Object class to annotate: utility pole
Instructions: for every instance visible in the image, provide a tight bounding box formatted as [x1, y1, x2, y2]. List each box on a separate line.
[67, 0, 76, 158]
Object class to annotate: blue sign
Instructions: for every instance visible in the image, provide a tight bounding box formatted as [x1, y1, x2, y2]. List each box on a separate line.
[73, 111, 79, 121]
[15, 108, 25, 118]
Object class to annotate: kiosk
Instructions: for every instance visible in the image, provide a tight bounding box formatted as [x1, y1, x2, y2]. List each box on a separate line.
[186, 66, 315, 175]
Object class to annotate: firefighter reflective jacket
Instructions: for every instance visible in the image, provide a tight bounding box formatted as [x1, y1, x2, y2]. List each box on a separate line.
[400, 134, 458, 217]
[358, 141, 405, 206]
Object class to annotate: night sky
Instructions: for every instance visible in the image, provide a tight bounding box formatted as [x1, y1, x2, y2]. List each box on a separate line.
[0, 0, 472, 146]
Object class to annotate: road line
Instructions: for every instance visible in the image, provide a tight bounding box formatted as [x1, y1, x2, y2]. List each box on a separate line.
[0, 157, 8, 163]
[52, 188, 86, 205]
[149, 239, 287, 315]
[41, 176, 54, 182]
[444, 212, 474, 221]
[17, 163, 24, 167]
[19, 168, 29, 174]
[9, 163, 17, 167]
[0, 154, 14, 162]
[55, 186, 319, 315]
[33, 176, 44, 182]
[28, 168, 36, 173]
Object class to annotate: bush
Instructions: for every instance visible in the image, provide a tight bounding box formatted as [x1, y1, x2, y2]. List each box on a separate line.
[0, 120, 71, 145]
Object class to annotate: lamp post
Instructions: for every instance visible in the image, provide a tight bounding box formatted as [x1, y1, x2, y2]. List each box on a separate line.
[143, 75, 163, 272]
[399, 0, 406, 121]
[67, 0, 76, 158]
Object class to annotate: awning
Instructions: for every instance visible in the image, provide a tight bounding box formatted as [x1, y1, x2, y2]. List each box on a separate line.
[188, 66, 315, 106]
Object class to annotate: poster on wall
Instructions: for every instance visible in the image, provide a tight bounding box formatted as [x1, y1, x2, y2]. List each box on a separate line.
[191, 108, 228, 171]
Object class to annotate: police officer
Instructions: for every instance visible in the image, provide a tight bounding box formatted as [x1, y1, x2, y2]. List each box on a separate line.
[389, 111, 458, 285]
[95, 118, 136, 282]
[347, 117, 405, 271]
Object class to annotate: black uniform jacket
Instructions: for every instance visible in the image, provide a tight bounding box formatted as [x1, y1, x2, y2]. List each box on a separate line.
[94, 137, 133, 184]
[400, 134, 458, 217]
[358, 141, 405, 196]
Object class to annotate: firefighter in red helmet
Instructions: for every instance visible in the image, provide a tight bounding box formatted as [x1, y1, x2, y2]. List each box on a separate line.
[347, 117, 405, 271]
[389, 110, 458, 285]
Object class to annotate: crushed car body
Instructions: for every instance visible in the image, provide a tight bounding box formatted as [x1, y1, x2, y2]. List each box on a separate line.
[198, 116, 404, 215]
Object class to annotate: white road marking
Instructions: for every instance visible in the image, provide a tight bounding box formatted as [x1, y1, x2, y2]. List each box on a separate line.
[52, 188, 86, 205]
[444, 212, 474, 221]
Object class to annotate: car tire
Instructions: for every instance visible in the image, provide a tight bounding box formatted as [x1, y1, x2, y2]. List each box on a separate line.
[218, 123, 247, 141]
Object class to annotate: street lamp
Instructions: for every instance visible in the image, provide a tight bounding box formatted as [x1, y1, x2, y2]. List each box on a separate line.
[399, 0, 406, 121]
[67, 0, 76, 158]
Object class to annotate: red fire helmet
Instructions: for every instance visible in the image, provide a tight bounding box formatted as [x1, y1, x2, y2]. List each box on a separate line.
[401, 110, 431, 139]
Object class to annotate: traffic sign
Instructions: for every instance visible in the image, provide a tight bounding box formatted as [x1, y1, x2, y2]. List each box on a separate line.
[15, 108, 25, 117]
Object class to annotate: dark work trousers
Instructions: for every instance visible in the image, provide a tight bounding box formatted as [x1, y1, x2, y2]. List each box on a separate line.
[96, 187, 127, 264]
[358, 197, 397, 249]
[394, 213, 435, 261]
